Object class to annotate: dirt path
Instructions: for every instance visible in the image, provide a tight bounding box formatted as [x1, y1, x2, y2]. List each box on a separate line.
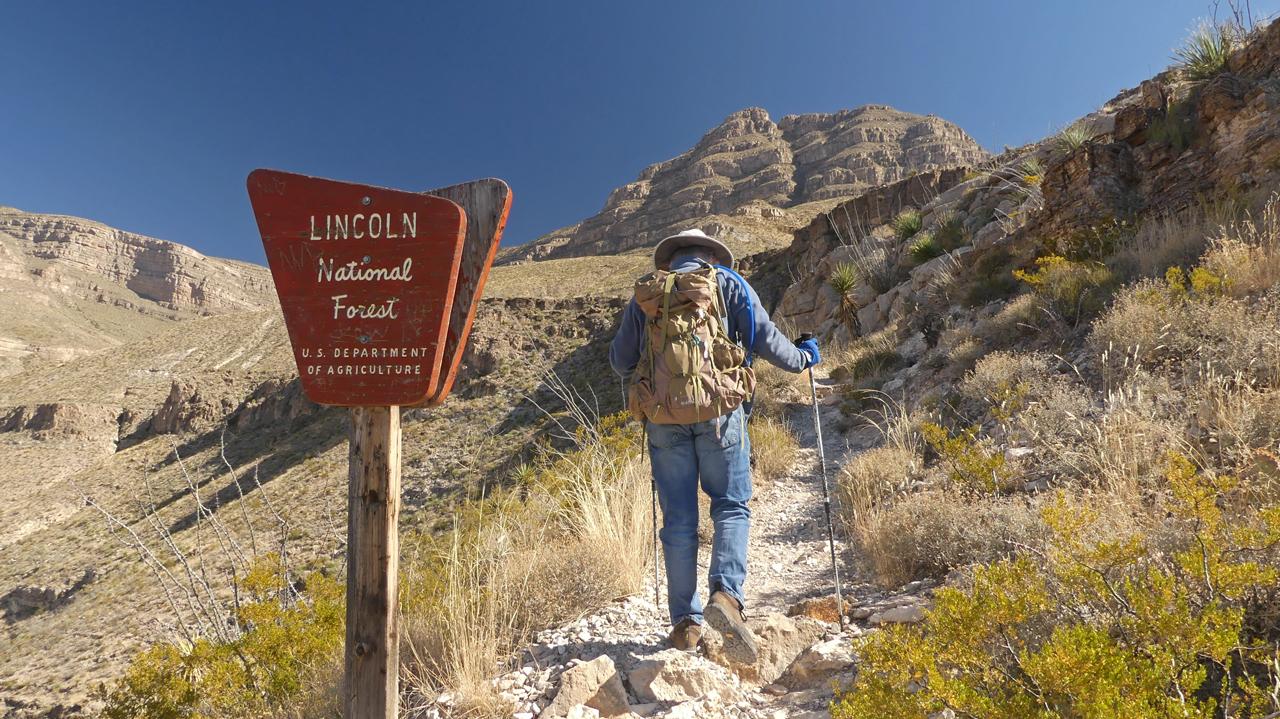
[462, 376, 933, 719]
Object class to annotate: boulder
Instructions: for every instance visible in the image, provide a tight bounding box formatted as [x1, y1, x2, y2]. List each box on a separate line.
[782, 636, 858, 688]
[545, 655, 630, 718]
[1114, 103, 1154, 146]
[786, 594, 851, 624]
[627, 649, 733, 703]
[700, 613, 827, 684]
[869, 605, 926, 625]
[896, 332, 928, 363]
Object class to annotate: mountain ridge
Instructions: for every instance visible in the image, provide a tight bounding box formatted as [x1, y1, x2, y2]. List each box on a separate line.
[502, 104, 989, 263]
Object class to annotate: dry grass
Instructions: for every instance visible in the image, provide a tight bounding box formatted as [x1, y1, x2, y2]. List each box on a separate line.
[974, 293, 1042, 345]
[399, 420, 651, 714]
[1092, 283, 1280, 388]
[483, 253, 654, 299]
[1111, 212, 1213, 279]
[836, 445, 918, 533]
[749, 415, 799, 484]
[855, 490, 1049, 587]
[751, 361, 808, 421]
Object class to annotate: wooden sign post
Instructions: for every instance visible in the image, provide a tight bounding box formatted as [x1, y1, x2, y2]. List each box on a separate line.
[247, 169, 509, 718]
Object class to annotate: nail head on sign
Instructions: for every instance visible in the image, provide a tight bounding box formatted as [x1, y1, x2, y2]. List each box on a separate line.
[363, 255, 371, 264]
[359, 335, 369, 344]
[361, 196, 371, 206]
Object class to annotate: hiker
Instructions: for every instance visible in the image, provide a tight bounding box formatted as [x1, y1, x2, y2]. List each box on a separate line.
[609, 228, 820, 663]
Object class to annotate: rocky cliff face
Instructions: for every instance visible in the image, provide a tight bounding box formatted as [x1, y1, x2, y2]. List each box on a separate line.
[0, 208, 276, 375]
[506, 106, 990, 262]
[0, 208, 274, 312]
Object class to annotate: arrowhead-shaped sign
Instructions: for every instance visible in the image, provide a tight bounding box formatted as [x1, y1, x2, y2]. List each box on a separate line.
[417, 178, 511, 407]
[247, 169, 467, 406]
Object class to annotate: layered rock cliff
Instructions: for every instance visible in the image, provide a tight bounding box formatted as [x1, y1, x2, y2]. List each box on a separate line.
[0, 207, 276, 375]
[505, 106, 989, 263]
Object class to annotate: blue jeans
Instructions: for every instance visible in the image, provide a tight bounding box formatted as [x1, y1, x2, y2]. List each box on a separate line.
[647, 406, 751, 626]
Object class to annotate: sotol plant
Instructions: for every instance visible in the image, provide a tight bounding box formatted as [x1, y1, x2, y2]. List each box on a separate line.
[892, 209, 923, 240]
[1053, 123, 1098, 154]
[1174, 21, 1240, 81]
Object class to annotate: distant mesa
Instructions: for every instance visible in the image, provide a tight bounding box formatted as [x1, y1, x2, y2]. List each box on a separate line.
[503, 105, 990, 263]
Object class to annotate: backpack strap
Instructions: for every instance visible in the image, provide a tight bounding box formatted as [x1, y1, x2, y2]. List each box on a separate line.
[714, 265, 755, 367]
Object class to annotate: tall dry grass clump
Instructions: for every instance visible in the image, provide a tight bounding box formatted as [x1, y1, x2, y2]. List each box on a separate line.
[399, 412, 651, 714]
[748, 415, 799, 484]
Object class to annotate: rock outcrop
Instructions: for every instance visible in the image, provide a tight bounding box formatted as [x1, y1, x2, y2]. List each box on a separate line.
[0, 209, 274, 313]
[506, 106, 989, 263]
[0, 207, 276, 376]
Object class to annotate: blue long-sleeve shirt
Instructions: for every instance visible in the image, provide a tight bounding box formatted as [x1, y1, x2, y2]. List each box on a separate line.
[609, 257, 809, 383]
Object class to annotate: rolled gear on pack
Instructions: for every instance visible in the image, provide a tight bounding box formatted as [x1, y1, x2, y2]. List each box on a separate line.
[628, 265, 755, 424]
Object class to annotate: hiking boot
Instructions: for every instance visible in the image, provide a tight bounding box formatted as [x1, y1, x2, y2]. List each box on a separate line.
[704, 591, 758, 664]
[668, 617, 701, 653]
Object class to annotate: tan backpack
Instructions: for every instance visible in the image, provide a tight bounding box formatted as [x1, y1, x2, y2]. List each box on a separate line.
[628, 266, 755, 424]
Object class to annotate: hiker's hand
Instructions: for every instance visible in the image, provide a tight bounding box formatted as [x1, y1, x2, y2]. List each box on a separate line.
[796, 338, 821, 369]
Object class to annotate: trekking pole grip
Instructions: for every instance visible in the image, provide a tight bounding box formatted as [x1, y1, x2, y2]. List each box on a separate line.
[794, 332, 814, 346]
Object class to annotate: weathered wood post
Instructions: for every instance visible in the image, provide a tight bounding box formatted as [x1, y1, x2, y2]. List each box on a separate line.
[346, 406, 401, 716]
[248, 170, 510, 719]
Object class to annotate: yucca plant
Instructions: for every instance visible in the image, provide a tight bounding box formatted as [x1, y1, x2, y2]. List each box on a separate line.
[1174, 21, 1239, 81]
[828, 261, 859, 295]
[892, 209, 923, 240]
[1053, 123, 1097, 154]
[932, 211, 966, 250]
[909, 233, 945, 264]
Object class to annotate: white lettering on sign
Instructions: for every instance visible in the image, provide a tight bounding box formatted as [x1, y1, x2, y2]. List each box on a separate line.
[308, 213, 417, 240]
[330, 295, 399, 320]
[317, 257, 414, 283]
[305, 364, 422, 376]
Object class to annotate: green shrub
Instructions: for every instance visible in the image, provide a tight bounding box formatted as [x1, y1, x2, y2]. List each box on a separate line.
[892, 210, 923, 240]
[1044, 219, 1133, 263]
[828, 261, 859, 295]
[96, 560, 345, 719]
[1014, 255, 1120, 326]
[921, 422, 1016, 494]
[1020, 158, 1045, 186]
[965, 251, 1021, 307]
[1148, 97, 1198, 151]
[1175, 21, 1240, 81]
[850, 350, 904, 380]
[908, 233, 945, 264]
[831, 457, 1280, 719]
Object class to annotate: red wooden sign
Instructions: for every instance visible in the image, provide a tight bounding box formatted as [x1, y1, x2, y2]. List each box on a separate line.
[247, 169, 467, 406]
[417, 178, 511, 407]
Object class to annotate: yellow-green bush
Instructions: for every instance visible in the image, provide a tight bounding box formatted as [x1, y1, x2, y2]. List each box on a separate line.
[1014, 255, 1119, 326]
[95, 559, 345, 719]
[832, 457, 1280, 719]
[921, 422, 1017, 494]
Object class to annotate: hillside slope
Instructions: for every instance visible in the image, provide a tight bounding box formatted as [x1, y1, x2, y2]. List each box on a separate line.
[0, 208, 275, 376]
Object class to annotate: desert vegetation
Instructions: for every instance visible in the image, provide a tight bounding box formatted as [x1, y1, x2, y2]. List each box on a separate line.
[829, 185, 1280, 716]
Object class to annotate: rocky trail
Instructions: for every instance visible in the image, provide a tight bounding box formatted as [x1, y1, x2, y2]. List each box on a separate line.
[430, 375, 938, 719]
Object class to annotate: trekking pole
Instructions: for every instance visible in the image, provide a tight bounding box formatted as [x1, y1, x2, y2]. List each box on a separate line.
[643, 422, 661, 614]
[796, 332, 844, 630]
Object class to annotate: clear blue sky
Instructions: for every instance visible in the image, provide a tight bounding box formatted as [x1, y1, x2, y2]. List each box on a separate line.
[2, 1, 1275, 265]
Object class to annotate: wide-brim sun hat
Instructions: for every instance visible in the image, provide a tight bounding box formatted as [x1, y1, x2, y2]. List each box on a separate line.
[652, 228, 735, 271]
